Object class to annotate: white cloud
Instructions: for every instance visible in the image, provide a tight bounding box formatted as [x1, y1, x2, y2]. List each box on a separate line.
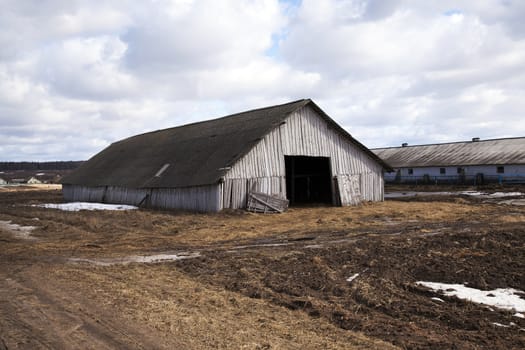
[191, 58, 320, 99]
[124, 0, 285, 72]
[283, 3, 510, 76]
[34, 36, 138, 100]
[0, 0, 524, 160]
[278, 0, 525, 147]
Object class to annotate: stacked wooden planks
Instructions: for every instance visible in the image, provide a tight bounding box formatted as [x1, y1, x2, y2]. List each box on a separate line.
[246, 191, 289, 213]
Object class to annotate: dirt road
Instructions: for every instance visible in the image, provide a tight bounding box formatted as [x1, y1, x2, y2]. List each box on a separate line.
[1, 188, 524, 349]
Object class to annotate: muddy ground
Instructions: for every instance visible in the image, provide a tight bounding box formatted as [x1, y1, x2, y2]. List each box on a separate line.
[0, 187, 524, 349]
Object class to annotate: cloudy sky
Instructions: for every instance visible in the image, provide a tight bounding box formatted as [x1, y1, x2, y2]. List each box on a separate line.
[1, 0, 524, 161]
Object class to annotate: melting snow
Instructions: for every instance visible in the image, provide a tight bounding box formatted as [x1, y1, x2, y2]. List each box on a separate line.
[346, 273, 359, 283]
[492, 322, 515, 328]
[36, 202, 138, 211]
[0, 220, 36, 239]
[384, 192, 451, 198]
[231, 242, 291, 250]
[498, 199, 525, 206]
[460, 191, 523, 198]
[385, 191, 524, 199]
[305, 244, 324, 249]
[70, 252, 201, 266]
[416, 281, 525, 312]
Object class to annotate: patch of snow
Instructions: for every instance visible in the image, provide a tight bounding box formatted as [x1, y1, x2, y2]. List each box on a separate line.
[385, 191, 452, 198]
[498, 199, 525, 206]
[36, 202, 138, 211]
[305, 244, 324, 249]
[331, 238, 359, 244]
[421, 231, 443, 237]
[460, 191, 485, 196]
[0, 220, 36, 240]
[431, 297, 445, 303]
[346, 273, 359, 283]
[492, 322, 511, 328]
[460, 191, 523, 198]
[416, 281, 525, 312]
[36, 173, 45, 176]
[128, 253, 201, 263]
[514, 313, 525, 319]
[385, 191, 524, 199]
[69, 252, 201, 266]
[231, 242, 290, 250]
[489, 192, 523, 198]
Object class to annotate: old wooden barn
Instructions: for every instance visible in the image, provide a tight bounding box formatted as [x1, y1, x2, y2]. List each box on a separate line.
[61, 99, 390, 212]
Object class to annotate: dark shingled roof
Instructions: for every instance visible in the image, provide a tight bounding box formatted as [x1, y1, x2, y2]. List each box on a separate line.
[62, 99, 389, 188]
[373, 137, 525, 168]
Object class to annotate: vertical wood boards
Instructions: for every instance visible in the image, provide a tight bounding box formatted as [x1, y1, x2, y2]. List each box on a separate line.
[149, 185, 220, 212]
[336, 174, 362, 206]
[224, 105, 384, 208]
[62, 184, 106, 202]
[62, 184, 221, 212]
[246, 191, 289, 213]
[222, 176, 285, 209]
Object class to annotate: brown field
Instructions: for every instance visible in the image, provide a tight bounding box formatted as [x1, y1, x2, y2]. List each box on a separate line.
[1, 187, 524, 349]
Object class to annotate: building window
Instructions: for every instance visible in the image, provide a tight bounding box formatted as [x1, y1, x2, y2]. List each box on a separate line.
[457, 167, 464, 174]
[497, 166, 504, 174]
[440, 168, 446, 175]
[407, 168, 413, 175]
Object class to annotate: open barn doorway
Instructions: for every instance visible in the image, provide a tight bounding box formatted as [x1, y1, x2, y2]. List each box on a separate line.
[285, 156, 333, 205]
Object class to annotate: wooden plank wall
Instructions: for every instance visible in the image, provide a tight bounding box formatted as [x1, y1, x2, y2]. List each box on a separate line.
[106, 186, 148, 204]
[62, 184, 106, 202]
[224, 105, 384, 209]
[222, 176, 285, 209]
[149, 185, 220, 212]
[62, 184, 221, 212]
[336, 174, 362, 206]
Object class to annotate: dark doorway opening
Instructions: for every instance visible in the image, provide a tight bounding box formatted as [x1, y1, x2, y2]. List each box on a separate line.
[285, 156, 333, 205]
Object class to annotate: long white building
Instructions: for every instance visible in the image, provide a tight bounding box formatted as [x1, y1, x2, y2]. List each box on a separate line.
[373, 137, 525, 184]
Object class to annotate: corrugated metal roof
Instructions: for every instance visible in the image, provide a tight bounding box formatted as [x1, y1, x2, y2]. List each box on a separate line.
[372, 137, 525, 168]
[62, 99, 388, 189]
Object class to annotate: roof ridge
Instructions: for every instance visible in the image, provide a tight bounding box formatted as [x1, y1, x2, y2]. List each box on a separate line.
[372, 136, 525, 150]
[117, 99, 310, 143]
[225, 98, 309, 118]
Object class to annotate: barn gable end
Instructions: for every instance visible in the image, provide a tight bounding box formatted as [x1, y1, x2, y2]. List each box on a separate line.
[222, 104, 385, 209]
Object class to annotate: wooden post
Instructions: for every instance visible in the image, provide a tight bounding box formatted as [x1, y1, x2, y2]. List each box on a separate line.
[290, 157, 295, 205]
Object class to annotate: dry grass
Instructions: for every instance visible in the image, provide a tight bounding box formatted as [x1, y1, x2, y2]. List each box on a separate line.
[2, 195, 522, 257]
[2, 189, 524, 349]
[44, 264, 396, 350]
[0, 184, 62, 192]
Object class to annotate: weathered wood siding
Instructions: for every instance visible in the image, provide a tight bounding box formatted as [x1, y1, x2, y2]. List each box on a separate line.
[63, 184, 107, 202]
[62, 184, 221, 212]
[149, 186, 221, 212]
[223, 105, 384, 209]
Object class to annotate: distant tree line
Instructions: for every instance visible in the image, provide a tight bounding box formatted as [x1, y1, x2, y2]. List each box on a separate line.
[0, 161, 84, 171]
